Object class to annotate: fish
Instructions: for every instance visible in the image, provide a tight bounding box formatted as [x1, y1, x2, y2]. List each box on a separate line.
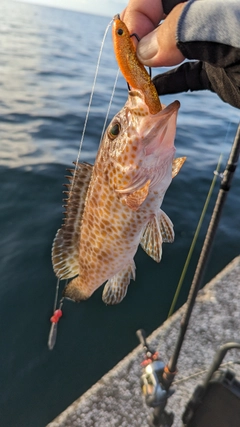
[51, 17, 186, 305]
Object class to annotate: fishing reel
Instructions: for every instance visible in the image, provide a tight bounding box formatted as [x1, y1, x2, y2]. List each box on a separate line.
[137, 330, 174, 412]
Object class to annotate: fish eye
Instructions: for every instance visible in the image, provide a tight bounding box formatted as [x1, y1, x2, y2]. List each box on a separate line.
[117, 28, 124, 36]
[108, 122, 121, 139]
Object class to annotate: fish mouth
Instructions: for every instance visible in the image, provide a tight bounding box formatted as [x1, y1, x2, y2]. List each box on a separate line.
[141, 100, 180, 148]
[153, 100, 180, 119]
[128, 90, 179, 118]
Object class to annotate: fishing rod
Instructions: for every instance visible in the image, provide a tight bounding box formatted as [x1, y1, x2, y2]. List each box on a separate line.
[137, 122, 240, 426]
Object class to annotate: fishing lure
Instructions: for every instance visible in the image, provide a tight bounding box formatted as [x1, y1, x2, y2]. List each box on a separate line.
[112, 14, 162, 114]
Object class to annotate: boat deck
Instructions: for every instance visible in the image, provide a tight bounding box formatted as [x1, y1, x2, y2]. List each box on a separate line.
[47, 256, 240, 427]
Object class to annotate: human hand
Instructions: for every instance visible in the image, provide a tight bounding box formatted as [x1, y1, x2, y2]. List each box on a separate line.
[137, 3, 186, 67]
[120, 0, 240, 108]
[121, 0, 164, 40]
[122, 2, 186, 67]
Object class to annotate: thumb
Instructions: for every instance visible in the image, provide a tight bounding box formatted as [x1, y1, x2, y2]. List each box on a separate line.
[153, 62, 213, 95]
[137, 3, 186, 67]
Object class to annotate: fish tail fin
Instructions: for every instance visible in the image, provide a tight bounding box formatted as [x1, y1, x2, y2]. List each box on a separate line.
[62, 276, 92, 302]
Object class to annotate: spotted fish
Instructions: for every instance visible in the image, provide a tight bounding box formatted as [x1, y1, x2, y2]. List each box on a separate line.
[51, 17, 186, 305]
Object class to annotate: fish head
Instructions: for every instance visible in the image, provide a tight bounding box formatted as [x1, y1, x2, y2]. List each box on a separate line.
[99, 90, 180, 210]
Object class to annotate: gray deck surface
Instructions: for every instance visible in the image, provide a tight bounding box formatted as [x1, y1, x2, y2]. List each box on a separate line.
[47, 256, 240, 427]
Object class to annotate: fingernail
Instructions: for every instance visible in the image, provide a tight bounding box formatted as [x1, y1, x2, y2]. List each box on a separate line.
[137, 29, 159, 62]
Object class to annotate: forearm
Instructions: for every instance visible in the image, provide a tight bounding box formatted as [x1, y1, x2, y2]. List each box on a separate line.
[178, 0, 240, 47]
[177, 0, 240, 67]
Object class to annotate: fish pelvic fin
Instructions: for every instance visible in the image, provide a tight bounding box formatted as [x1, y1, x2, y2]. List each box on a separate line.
[140, 215, 163, 262]
[159, 210, 174, 243]
[140, 210, 174, 262]
[119, 180, 151, 211]
[52, 162, 93, 279]
[172, 157, 186, 178]
[102, 262, 136, 305]
[62, 276, 91, 302]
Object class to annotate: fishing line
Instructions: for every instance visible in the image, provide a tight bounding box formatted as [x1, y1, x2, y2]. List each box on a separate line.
[52, 279, 67, 313]
[99, 68, 120, 142]
[48, 281, 66, 350]
[70, 18, 113, 192]
[53, 278, 60, 313]
[168, 154, 223, 318]
[168, 117, 236, 318]
[172, 360, 240, 386]
[224, 119, 233, 146]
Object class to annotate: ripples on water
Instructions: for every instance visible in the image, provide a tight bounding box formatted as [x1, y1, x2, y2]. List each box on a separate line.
[0, 2, 239, 426]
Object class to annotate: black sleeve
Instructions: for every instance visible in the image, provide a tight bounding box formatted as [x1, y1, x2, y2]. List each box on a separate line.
[153, 61, 212, 94]
[176, 41, 240, 108]
[178, 41, 240, 69]
[204, 62, 240, 108]
[162, 0, 188, 15]
[153, 60, 240, 109]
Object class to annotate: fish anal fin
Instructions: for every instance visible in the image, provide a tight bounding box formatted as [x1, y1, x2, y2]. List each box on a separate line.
[102, 262, 136, 305]
[172, 157, 186, 178]
[159, 210, 174, 243]
[52, 162, 93, 279]
[140, 216, 163, 262]
[120, 179, 151, 211]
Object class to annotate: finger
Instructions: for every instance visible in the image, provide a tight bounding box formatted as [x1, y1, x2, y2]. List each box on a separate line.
[121, 0, 164, 39]
[137, 3, 186, 67]
[152, 62, 213, 95]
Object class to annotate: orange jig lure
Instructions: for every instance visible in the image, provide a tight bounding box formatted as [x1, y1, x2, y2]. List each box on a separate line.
[112, 15, 162, 114]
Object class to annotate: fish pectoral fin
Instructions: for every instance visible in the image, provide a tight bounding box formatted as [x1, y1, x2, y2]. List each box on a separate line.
[159, 209, 174, 243]
[102, 262, 136, 305]
[119, 179, 151, 211]
[172, 157, 186, 178]
[140, 216, 163, 262]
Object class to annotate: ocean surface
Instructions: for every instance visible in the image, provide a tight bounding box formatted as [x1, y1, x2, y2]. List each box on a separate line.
[1, 1, 239, 426]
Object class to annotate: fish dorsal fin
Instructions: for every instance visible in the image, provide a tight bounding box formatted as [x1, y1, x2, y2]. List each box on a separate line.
[119, 179, 151, 211]
[52, 162, 93, 279]
[140, 215, 163, 262]
[102, 262, 136, 305]
[172, 157, 186, 178]
[159, 209, 174, 243]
